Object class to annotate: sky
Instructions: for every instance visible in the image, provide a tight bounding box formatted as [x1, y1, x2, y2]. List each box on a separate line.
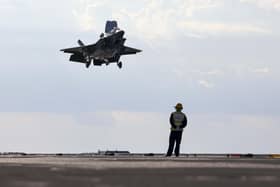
[0, 0, 279, 153]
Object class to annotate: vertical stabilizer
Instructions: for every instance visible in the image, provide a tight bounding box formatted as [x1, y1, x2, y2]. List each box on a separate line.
[78, 40, 85, 47]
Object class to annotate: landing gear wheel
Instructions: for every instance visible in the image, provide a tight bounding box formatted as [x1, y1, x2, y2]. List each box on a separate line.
[117, 61, 123, 69]
[85, 61, 91, 68]
[85, 56, 91, 68]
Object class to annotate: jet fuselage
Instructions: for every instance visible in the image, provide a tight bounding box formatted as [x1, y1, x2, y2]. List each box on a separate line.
[60, 22, 141, 69]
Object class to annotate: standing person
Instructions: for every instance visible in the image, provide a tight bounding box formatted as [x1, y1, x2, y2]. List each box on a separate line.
[166, 103, 188, 157]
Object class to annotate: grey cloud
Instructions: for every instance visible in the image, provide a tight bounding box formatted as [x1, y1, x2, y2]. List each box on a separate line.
[0, 112, 279, 153]
[240, 0, 280, 10]
[1, 28, 279, 117]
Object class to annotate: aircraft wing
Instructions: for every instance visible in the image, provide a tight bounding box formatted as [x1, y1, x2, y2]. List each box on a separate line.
[121, 46, 142, 55]
[60, 46, 84, 54]
[60, 44, 96, 54]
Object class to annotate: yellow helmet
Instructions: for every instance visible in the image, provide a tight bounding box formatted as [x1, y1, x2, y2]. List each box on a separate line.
[175, 103, 183, 109]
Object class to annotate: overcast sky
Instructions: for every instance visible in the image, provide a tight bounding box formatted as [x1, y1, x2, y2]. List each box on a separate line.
[0, 0, 279, 153]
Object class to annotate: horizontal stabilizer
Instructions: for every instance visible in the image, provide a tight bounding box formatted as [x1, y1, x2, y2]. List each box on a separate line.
[121, 46, 142, 55]
[60, 46, 84, 54]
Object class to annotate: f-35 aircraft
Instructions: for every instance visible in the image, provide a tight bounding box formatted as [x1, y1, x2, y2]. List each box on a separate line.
[60, 21, 142, 69]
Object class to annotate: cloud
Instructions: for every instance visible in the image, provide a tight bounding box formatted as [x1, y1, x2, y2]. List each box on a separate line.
[72, 7, 95, 31]
[191, 69, 224, 76]
[72, 0, 107, 31]
[180, 0, 224, 17]
[179, 21, 271, 35]
[0, 0, 31, 9]
[1, 112, 280, 153]
[187, 113, 280, 153]
[198, 80, 214, 88]
[0, 112, 168, 153]
[115, 0, 269, 39]
[72, 0, 270, 41]
[250, 67, 270, 73]
[240, 0, 280, 10]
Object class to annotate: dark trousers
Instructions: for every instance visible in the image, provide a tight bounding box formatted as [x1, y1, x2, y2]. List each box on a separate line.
[166, 131, 183, 157]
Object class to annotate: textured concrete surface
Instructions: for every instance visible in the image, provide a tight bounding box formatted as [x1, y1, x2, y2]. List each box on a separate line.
[0, 156, 280, 187]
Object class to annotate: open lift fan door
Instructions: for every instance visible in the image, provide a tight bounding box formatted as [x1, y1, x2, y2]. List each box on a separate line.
[105, 20, 118, 33]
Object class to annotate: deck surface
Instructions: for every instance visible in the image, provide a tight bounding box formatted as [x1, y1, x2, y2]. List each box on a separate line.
[0, 156, 280, 187]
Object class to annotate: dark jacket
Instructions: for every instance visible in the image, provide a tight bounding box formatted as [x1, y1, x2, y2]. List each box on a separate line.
[169, 112, 187, 131]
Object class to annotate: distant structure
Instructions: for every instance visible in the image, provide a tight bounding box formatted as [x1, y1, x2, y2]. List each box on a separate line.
[98, 150, 130, 156]
[0, 152, 27, 156]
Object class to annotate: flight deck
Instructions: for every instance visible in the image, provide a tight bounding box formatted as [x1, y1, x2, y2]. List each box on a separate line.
[0, 154, 280, 187]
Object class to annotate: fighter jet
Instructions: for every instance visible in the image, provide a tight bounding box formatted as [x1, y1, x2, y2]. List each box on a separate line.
[60, 21, 142, 69]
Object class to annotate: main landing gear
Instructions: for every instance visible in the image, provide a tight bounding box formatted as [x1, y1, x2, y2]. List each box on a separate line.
[117, 61, 123, 69]
[85, 61, 91, 68]
[85, 56, 91, 68]
[85, 59, 91, 68]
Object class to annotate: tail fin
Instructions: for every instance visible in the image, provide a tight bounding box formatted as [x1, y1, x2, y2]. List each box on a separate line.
[78, 40, 85, 47]
[105, 20, 118, 34]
